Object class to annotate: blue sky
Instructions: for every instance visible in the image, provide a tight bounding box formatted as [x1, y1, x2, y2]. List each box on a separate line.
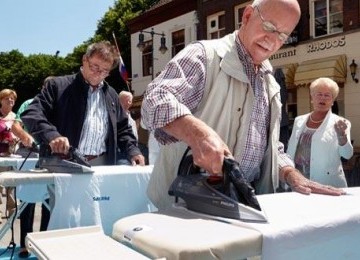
[0, 0, 115, 57]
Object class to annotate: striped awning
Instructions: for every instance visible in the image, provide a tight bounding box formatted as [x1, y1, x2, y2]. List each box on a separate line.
[294, 54, 347, 87]
[273, 63, 298, 89]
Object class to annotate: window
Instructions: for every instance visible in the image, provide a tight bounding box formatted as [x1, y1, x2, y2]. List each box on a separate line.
[312, 0, 343, 37]
[234, 2, 250, 29]
[171, 29, 185, 57]
[207, 12, 226, 39]
[142, 40, 152, 77]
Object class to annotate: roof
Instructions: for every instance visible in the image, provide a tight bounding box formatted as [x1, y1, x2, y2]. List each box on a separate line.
[146, 0, 174, 12]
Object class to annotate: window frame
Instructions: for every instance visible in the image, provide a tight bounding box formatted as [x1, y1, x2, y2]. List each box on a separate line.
[207, 11, 226, 39]
[234, 2, 251, 29]
[171, 29, 185, 58]
[141, 40, 153, 77]
[311, 0, 343, 38]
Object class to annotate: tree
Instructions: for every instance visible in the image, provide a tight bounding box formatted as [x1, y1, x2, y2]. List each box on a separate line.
[0, 0, 160, 107]
[0, 51, 74, 111]
[92, 0, 160, 93]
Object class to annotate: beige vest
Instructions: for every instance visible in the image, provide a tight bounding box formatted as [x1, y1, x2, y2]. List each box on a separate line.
[147, 31, 282, 210]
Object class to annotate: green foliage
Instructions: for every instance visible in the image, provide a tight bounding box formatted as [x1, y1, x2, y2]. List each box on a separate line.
[0, 51, 75, 110]
[94, 0, 160, 92]
[0, 0, 160, 108]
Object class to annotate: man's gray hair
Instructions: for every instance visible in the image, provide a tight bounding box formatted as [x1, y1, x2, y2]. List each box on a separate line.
[84, 41, 119, 69]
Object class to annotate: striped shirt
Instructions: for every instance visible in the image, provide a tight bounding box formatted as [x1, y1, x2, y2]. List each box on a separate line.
[235, 37, 271, 180]
[142, 35, 293, 178]
[78, 84, 109, 155]
[294, 126, 316, 179]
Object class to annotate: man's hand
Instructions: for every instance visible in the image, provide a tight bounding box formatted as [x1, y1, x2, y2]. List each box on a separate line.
[130, 154, 145, 166]
[49, 136, 70, 154]
[281, 166, 345, 196]
[164, 115, 232, 174]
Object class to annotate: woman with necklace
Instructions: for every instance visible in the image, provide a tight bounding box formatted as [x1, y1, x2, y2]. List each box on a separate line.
[287, 77, 353, 187]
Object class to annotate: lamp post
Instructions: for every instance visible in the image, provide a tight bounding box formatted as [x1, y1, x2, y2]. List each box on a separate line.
[137, 28, 168, 80]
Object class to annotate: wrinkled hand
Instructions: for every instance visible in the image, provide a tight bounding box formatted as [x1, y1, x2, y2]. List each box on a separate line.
[131, 154, 145, 166]
[282, 167, 345, 196]
[163, 115, 233, 174]
[334, 119, 348, 145]
[163, 115, 232, 174]
[190, 128, 232, 175]
[49, 136, 70, 154]
[334, 119, 348, 136]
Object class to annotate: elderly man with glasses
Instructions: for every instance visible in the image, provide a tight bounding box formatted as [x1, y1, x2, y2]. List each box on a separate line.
[22, 41, 144, 166]
[141, 0, 345, 210]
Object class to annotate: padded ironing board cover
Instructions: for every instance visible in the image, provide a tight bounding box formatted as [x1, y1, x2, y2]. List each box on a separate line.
[112, 210, 262, 260]
[26, 225, 151, 260]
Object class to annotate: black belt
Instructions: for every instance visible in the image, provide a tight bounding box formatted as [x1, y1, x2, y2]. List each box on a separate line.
[84, 152, 105, 161]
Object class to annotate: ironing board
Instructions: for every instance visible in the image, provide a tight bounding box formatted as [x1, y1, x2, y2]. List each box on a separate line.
[0, 165, 156, 236]
[112, 187, 360, 260]
[112, 208, 262, 260]
[0, 157, 43, 240]
[26, 225, 151, 260]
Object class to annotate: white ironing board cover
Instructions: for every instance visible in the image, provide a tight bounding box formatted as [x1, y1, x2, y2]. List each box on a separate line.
[26, 225, 151, 260]
[0, 157, 49, 202]
[112, 209, 262, 260]
[49, 165, 156, 235]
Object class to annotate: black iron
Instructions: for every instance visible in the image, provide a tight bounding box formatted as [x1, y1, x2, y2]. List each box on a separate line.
[168, 152, 267, 222]
[36, 144, 93, 173]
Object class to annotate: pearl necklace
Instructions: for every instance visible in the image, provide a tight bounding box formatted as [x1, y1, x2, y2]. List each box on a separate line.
[309, 113, 324, 124]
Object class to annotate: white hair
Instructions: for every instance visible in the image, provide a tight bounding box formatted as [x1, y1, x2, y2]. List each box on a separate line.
[309, 77, 339, 99]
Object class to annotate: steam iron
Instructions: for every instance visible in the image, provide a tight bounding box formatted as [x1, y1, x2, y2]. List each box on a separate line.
[37, 145, 94, 173]
[168, 152, 267, 223]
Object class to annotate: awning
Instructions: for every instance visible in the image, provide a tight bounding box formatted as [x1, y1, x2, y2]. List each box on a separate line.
[273, 63, 298, 89]
[294, 54, 347, 87]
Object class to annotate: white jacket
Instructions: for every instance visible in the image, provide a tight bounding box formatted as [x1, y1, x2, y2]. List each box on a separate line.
[287, 110, 353, 187]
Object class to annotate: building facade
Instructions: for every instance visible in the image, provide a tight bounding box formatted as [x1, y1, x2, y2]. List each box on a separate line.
[127, 0, 197, 97]
[128, 0, 360, 148]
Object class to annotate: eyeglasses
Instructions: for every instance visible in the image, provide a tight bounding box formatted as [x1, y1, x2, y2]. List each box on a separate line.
[254, 6, 289, 42]
[314, 92, 333, 100]
[86, 58, 111, 77]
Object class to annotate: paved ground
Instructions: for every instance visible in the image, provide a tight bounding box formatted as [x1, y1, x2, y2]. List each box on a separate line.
[0, 192, 42, 249]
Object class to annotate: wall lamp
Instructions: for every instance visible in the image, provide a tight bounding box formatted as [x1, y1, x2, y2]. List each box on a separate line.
[349, 59, 358, 83]
[137, 28, 168, 80]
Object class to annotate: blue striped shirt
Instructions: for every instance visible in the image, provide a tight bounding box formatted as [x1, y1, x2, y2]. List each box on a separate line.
[78, 84, 109, 155]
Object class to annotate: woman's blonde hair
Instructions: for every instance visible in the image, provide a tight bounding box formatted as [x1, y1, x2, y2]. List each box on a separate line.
[0, 89, 17, 101]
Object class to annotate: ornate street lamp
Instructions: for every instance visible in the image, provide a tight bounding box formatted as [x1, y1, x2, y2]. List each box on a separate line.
[137, 28, 167, 79]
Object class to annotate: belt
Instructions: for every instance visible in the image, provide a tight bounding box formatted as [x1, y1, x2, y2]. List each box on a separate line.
[84, 152, 105, 161]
